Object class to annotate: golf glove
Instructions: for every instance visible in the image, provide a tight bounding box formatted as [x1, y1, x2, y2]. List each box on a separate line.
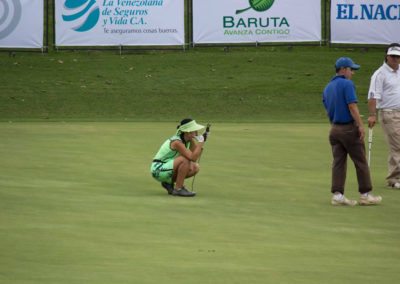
[195, 135, 205, 143]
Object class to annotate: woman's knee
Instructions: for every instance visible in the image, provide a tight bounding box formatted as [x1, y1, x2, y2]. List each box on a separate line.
[190, 162, 200, 175]
[175, 157, 190, 170]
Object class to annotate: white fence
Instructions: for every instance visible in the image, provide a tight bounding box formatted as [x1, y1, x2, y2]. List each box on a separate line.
[1, 0, 399, 50]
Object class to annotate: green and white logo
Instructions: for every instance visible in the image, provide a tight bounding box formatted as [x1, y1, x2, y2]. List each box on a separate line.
[236, 0, 275, 15]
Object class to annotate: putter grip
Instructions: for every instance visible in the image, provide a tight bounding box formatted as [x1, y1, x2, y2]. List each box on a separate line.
[203, 123, 211, 142]
[368, 129, 373, 143]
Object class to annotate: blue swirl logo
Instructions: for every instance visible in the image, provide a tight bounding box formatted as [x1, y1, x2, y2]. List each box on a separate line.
[62, 0, 100, 32]
[0, 0, 22, 39]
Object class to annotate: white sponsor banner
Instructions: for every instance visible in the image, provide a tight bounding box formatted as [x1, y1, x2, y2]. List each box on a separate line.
[331, 0, 400, 44]
[55, 0, 184, 46]
[193, 0, 321, 44]
[0, 0, 44, 48]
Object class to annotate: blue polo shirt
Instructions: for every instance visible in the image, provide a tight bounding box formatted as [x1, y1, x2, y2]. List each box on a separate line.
[322, 75, 358, 124]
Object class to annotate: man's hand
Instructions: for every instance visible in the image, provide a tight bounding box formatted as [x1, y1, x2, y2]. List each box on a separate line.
[368, 114, 377, 128]
[367, 99, 377, 128]
[358, 126, 365, 141]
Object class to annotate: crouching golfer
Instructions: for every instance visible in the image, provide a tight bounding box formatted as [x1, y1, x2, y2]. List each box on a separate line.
[322, 57, 382, 206]
[150, 118, 207, 197]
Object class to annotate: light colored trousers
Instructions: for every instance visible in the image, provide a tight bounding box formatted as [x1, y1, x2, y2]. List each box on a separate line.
[380, 110, 400, 185]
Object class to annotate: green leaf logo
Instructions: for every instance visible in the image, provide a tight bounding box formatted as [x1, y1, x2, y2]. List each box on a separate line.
[236, 0, 275, 15]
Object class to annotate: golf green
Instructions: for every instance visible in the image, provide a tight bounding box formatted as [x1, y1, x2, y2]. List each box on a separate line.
[1, 122, 399, 284]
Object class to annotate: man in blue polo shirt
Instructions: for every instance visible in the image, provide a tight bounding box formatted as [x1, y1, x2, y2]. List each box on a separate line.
[322, 57, 382, 206]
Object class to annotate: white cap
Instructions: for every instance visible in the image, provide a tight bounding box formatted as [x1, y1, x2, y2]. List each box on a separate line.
[387, 45, 400, 56]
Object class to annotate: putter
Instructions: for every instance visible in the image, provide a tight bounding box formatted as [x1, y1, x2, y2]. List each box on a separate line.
[368, 128, 373, 167]
[191, 123, 211, 192]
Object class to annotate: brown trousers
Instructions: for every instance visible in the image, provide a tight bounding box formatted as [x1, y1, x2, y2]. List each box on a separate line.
[329, 123, 372, 194]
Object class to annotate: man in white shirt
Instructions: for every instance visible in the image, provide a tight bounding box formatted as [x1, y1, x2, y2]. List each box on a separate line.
[368, 43, 400, 188]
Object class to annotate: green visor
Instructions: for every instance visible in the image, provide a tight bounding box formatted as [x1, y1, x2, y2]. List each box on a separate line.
[178, 120, 205, 133]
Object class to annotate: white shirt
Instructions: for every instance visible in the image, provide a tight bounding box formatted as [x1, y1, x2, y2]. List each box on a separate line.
[368, 62, 400, 109]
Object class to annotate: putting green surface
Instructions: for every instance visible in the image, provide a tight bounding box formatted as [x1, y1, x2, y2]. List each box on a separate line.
[1, 122, 399, 284]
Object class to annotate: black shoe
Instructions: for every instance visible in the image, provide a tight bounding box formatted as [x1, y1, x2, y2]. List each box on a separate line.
[161, 182, 174, 195]
[172, 187, 196, 197]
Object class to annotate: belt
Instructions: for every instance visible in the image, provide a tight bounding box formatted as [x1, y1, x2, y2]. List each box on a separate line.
[380, 109, 400, 112]
[333, 121, 354, 125]
[152, 159, 165, 163]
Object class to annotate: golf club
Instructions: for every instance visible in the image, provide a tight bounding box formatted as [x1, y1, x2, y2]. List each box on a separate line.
[368, 127, 373, 167]
[191, 123, 211, 192]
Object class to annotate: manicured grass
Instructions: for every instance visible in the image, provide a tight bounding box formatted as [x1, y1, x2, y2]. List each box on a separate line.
[1, 122, 399, 284]
[0, 46, 386, 122]
[1, 11, 396, 283]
